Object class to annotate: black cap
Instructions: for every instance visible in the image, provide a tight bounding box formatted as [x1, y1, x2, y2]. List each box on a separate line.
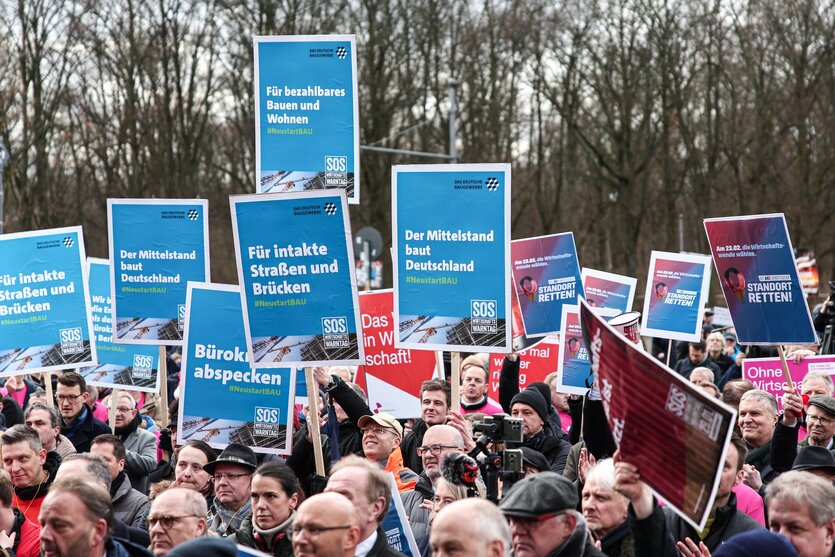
[520, 447, 549, 473]
[808, 395, 835, 418]
[202, 443, 257, 475]
[723, 331, 737, 341]
[510, 388, 549, 425]
[792, 445, 835, 474]
[499, 472, 577, 518]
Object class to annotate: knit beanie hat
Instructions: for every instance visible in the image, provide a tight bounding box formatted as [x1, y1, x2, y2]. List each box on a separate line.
[713, 530, 798, 557]
[510, 387, 549, 424]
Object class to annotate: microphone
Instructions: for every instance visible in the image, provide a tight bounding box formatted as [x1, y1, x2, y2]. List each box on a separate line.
[441, 451, 479, 487]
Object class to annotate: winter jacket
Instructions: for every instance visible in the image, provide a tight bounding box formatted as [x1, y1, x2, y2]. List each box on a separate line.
[399, 472, 434, 539]
[61, 404, 111, 453]
[400, 419, 428, 474]
[121, 426, 158, 494]
[111, 473, 150, 529]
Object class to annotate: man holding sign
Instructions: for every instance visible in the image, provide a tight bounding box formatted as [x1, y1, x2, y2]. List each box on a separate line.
[614, 434, 760, 556]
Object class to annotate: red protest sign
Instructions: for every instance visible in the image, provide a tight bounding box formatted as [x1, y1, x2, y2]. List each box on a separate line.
[358, 290, 439, 418]
[579, 298, 736, 530]
[487, 336, 560, 401]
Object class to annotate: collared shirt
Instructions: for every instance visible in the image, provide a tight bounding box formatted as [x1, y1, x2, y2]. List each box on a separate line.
[355, 530, 378, 557]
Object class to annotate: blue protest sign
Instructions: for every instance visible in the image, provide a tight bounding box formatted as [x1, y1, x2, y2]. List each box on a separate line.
[704, 214, 817, 345]
[380, 474, 420, 557]
[393, 164, 512, 352]
[640, 251, 712, 342]
[230, 190, 364, 368]
[79, 259, 160, 393]
[178, 283, 295, 455]
[254, 35, 359, 204]
[0, 226, 96, 375]
[556, 305, 592, 396]
[108, 199, 210, 346]
[510, 233, 584, 337]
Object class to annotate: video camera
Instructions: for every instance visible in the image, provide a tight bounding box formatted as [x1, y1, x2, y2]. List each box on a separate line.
[468, 413, 525, 501]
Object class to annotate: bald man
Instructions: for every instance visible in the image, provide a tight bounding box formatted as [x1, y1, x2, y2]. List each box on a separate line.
[430, 498, 510, 557]
[292, 492, 361, 557]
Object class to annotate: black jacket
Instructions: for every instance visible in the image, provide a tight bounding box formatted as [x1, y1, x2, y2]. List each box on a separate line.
[61, 405, 111, 453]
[498, 356, 566, 439]
[287, 376, 372, 485]
[598, 521, 635, 557]
[400, 419, 428, 474]
[629, 494, 762, 557]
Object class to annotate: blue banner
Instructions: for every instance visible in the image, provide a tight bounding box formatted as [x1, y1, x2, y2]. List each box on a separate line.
[80, 260, 160, 393]
[640, 251, 713, 343]
[178, 283, 295, 455]
[0, 227, 96, 376]
[557, 305, 593, 396]
[704, 214, 817, 345]
[231, 191, 364, 368]
[108, 199, 210, 346]
[510, 233, 584, 337]
[381, 474, 420, 557]
[254, 35, 359, 204]
[393, 164, 512, 352]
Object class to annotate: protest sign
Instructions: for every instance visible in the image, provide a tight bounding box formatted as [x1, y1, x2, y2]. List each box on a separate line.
[0, 226, 96, 375]
[380, 473, 421, 557]
[581, 268, 637, 315]
[711, 307, 733, 328]
[557, 305, 592, 396]
[510, 233, 583, 337]
[743, 355, 835, 412]
[795, 248, 819, 296]
[230, 190, 363, 368]
[640, 251, 712, 342]
[254, 35, 359, 204]
[80, 259, 160, 393]
[580, 298, 736, 530]
[108, 199, 210, 345]
[393, 164, 511, 352]
[487, 336, 559, 402]
[178, 283, 295, 455]
[358, 290, 439, 419]
[704, 214, 817, 345]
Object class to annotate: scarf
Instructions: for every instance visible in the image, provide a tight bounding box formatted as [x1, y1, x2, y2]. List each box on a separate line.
[461, 396, 489, 411]
[211, 498, 252, 536]
[61, 404, 89, 437]
[115, 413, 141, 441]
[253, 511, 295, 552]
[109, 471, 128, 498]
[746, 440, 772, 472]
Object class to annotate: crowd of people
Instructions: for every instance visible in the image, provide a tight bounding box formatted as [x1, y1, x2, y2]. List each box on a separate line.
[0, 317, 833, 557]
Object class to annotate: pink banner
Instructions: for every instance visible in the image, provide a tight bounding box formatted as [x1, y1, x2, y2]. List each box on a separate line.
[742, 355, 835, 412]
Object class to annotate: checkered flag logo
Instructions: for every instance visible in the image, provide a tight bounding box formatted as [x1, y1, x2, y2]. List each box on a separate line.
[335, 46, 347, 59]
[63, 237, 74, 248]
[485, 177, 499, 191]
[187, 209, 199, 220]
[323, 202, 338, 216]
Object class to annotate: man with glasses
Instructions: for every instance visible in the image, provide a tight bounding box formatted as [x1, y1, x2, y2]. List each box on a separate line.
[112, 392, 157, 493]
[148, 487, 209, 556]
[500, 472, 606, 557]
[773, 393, 835, 473]
[56, 372, 110, 453]
[203, 443, 257, 536]
[400, 424, 465, 539]
[292, 492, 361, 557]
[357, 413, 417, 492]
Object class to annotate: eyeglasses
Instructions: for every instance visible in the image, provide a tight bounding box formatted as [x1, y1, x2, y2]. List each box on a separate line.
[115, 407, 135, 414]
[417, 444, 460, 456]
[807, 414, 834, 426]
[213, 472, 252, 482]
[56, 394, 82, 403]
[508, 511, 566, 533]
[147, 514, 201, 529]
[290, 524, 352, 538]
[361, 426, 395, 436]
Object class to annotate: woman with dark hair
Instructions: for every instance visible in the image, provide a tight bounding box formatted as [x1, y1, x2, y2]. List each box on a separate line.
[232, 462, 299, 557]
[172, 440, 216, 502]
